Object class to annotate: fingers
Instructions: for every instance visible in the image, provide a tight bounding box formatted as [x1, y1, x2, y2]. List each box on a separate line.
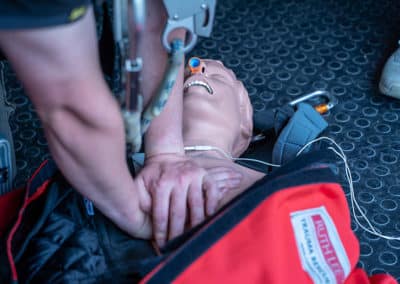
[203, 167, 242, 216]
[144, 160, 241, 246]
[151, 179, 173, 247]
[150, 165, 194, 246]
[168, 184, 189, 241]
[207, 167, 242, 190]
[207, 167, 243, 185]
[216, 178, 242, 190]
[203, 176, 241, 217]
[188, 174, 206, 228]
[203, 176, 219, 216]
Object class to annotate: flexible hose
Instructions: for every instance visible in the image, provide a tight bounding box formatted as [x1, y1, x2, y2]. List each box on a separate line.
[123, 39, 184, 152]
[140, 39, 184, 134]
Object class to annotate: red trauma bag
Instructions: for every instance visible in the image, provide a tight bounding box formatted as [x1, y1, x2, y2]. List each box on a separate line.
[141, 153, 397, 284]
[0, 152, 398, 284]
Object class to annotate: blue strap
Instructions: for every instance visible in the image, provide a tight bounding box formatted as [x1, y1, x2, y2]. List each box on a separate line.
[272, 103, 328, 165]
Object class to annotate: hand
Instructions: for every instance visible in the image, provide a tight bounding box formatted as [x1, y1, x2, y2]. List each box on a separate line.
[137, 153, 242, 246]
[105, 176, 153, 240]
[138, 153, 206, 247]
[202, 167, 243, 216]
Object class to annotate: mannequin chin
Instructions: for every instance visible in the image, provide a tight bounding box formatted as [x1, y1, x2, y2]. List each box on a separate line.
[183, 59, 264, 208]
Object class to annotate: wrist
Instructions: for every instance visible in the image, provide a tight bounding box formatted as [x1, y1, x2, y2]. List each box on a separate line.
[144, 136, 185, 158]
[145, 151, 186, 164]
[108, 178, 151, 238]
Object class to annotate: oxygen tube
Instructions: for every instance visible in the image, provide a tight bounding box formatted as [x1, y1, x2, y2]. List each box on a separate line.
[116, 0, 216, 153]
[140, 39, 185, 134]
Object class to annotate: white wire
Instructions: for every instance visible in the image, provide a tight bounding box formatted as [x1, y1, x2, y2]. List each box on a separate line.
[232, 157, 281, 168]
[186, 137, 400, 240]
[184, 145, 281, 168]
[297, 136, 400, 241]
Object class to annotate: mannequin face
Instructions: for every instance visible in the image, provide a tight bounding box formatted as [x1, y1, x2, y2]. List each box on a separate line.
[182, 59, 253, 157]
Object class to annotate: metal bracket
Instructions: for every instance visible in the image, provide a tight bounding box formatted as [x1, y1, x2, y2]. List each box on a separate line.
[162, 0, 217, 53]
[114, 0, 146, 152]
[114, 0, 145, 111]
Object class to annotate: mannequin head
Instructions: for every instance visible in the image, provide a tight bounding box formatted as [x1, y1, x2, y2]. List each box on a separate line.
[182, 59, 253, 157]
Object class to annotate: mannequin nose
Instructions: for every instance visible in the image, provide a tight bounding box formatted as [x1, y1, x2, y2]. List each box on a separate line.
[188, 57, 206, 75]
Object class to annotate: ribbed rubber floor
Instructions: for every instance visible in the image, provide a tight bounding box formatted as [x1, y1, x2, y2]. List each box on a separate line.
[190, 0, 400, 279]
[1, 0, 400, 280]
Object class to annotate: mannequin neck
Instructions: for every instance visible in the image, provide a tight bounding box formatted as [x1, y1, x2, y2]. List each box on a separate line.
[184, 139, 233, 160]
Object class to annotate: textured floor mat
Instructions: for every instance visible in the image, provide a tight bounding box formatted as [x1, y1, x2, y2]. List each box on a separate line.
[1, 0, 400, 280]
[188, 0, 400, 279]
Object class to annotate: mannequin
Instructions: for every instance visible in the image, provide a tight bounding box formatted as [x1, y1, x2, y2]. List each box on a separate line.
[6, 60, 267, 282]
[132, 59, 266, 239]
[183, 59, 265, 214]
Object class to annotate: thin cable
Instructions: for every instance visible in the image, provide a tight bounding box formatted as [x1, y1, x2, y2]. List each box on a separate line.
[186, 138, 400, 240]
[297, 136, 400, 240]
[184, 145, 281, 168]
[233, 157, 281, 168]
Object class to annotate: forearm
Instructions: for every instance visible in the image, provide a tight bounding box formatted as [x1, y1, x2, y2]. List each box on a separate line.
[41, 79, 152, 238]
[0, 8, 152, 238]
[140, 0, 186, 156]
[143, 59, 185, 156]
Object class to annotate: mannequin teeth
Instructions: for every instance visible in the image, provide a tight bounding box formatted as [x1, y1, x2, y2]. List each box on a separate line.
[183, 80, 214, 94]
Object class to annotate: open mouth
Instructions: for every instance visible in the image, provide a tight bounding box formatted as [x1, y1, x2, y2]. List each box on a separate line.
[183, 80, 214, 95]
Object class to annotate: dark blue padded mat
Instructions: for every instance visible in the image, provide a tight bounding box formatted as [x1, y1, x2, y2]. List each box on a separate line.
[1, 0, 400, 280]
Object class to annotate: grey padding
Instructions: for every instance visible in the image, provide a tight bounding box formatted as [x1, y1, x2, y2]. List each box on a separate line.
[0, 61, 16, 194]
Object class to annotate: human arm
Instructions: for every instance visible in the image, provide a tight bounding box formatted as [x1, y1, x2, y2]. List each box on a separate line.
[0, 8, 152, 238]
